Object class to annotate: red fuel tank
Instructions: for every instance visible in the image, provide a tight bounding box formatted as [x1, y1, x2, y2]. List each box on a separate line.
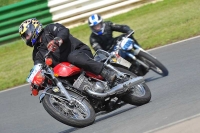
[53, 62, 81, 77]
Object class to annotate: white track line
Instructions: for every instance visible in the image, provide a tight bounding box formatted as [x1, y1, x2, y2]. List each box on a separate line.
[144, 113, 200, 133]
[147, 35, 200, 52]
[0, 83, 29, 93]
[1, 35, 200, 93]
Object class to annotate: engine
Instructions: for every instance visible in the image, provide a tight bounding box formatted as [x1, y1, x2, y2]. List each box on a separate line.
[73, 74, 108, 93]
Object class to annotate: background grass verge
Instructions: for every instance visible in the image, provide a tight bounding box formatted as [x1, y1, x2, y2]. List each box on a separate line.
[0, 0, 22, 7]
[0, 0, 200, 91]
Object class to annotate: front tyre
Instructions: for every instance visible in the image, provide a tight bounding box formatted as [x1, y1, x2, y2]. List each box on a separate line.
[42, 89, 95, 127]
[114, 66, 151, 106]
[138, 50, 168, 76]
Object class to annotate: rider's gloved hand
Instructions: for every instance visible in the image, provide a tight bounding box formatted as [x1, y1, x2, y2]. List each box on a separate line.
[47, 37, 63, 52]
[126, 30, 134, 36]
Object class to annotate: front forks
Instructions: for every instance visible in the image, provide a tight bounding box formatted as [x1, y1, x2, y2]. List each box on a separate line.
[39, 67, 73, 103]
[55, 80, 72, 101]
[39, 82, 73, 103]
[126, 51, 150, 70]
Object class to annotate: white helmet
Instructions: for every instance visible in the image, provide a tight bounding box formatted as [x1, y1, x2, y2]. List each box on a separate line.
[88, 14, 105, 35]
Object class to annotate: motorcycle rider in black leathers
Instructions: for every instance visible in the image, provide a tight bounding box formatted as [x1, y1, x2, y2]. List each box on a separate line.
[19, 18, 117, 87]
[88, 14, 147, 76]
[88, 14, 140, 53]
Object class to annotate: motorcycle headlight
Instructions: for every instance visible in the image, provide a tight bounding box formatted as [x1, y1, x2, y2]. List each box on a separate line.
[120, 37, 133, 50]
[32, 70, 45, 85]
[27, 64, 45, 86]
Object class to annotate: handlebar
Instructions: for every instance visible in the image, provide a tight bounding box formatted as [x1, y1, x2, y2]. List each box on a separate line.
[44, 50, 52, 58]
[115, 30, 135, 51]
[125, 30, 134, 38]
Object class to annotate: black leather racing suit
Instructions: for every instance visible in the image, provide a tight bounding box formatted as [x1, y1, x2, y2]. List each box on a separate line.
[89, 21, 145, 76]
[89, 21, 139, 52]
[33, 23, 104, 75]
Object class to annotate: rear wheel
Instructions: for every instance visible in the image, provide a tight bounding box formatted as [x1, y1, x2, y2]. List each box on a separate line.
[114, 66, 151, 106]
[42, 89, 95, 127]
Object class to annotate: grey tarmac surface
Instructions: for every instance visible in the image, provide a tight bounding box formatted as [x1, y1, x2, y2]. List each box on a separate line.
[1, 36, 200, 133]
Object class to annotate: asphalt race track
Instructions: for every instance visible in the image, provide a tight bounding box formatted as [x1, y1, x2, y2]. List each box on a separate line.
[1, 36, 200, 133]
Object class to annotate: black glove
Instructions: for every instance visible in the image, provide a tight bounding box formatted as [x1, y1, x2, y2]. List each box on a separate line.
[53, 37, 63, 46]
[126, 30, 134, 37]
[47, 37, 63, 52]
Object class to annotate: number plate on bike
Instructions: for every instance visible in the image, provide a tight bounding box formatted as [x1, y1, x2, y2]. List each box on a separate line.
[116, 56, 131, 68]
[26, 64, 42, 83]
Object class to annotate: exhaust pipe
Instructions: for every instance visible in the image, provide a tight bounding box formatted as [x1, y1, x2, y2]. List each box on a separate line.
[85, 76, 144, 98]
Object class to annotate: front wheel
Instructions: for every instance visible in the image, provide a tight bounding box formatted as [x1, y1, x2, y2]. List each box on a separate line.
[42, 89, 95, 127]
[114, 66, 151, 106]
[138, 50, 168, 76]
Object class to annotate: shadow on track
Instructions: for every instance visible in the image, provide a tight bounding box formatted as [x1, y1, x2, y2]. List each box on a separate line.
[145, 76, 163, 83]
[58, 105, 137, 133]
[95, 106, 136, 122]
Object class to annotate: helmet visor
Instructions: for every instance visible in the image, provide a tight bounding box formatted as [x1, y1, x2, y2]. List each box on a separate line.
[91, 22, 103, 33]
[21, 24, 35, 41]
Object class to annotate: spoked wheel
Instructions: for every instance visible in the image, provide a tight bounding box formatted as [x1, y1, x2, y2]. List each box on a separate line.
[138, 51, 168, 76]
[122, 83, 151, 106]
[132, 84, 146, 97]
[42, 89, 95, 127]
[113, 66, 151, 106]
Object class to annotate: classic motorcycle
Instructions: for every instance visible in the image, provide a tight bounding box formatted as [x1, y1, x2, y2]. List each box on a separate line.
[26, 49, 151, 128]
[112, 31, 169, 76]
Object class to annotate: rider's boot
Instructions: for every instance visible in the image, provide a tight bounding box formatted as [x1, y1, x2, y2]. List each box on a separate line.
[100, 67, 117, 86]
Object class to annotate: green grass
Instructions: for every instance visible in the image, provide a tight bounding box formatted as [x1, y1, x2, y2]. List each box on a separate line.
[0, 41, 33, 89]
[0, 0, 22, 7]
[0, 0, 200, 91]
